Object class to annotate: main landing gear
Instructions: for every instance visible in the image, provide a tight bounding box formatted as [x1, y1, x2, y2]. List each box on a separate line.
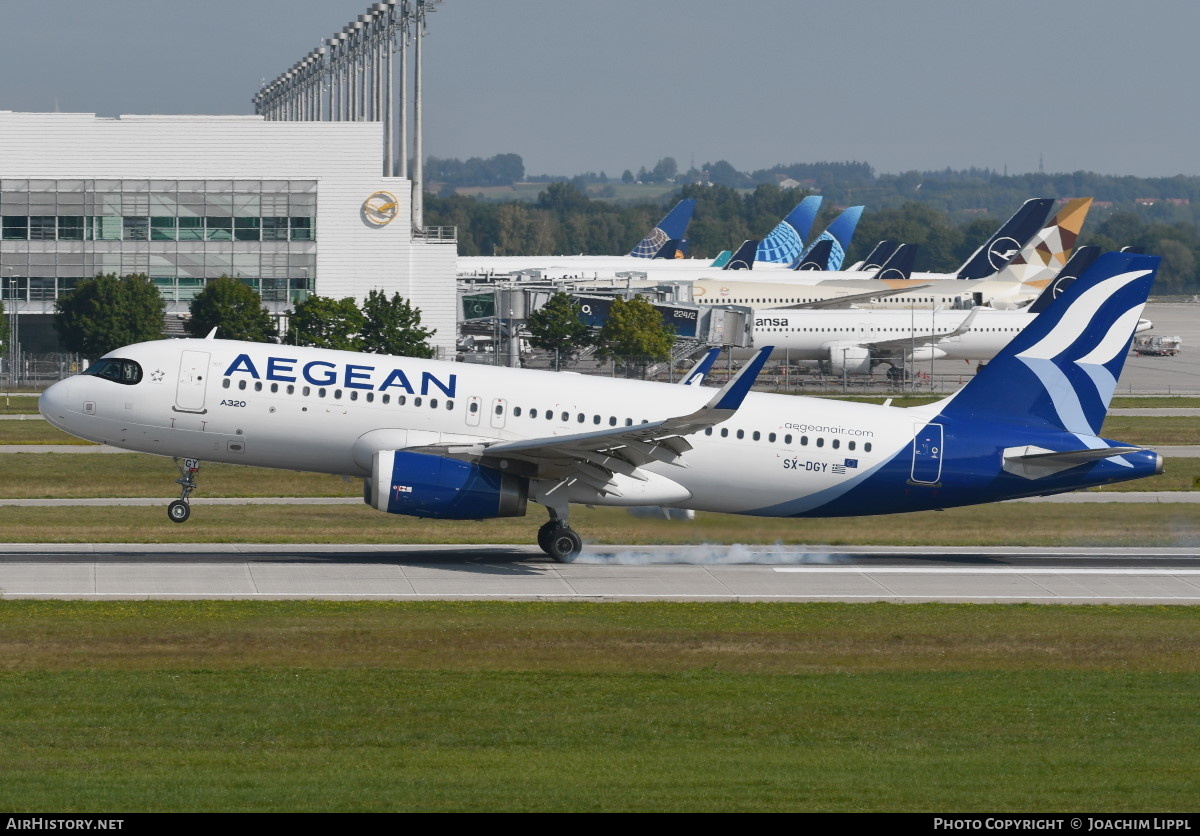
[537, 519, 582, 562]
[168, 457, 201, 524]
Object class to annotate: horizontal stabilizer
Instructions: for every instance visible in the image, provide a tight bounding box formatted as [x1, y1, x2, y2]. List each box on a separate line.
[1002, 445, 1143, 479]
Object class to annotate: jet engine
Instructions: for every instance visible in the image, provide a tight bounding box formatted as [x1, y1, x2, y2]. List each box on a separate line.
[823, 342, 871, 374]
[365, 450, 528, 519]
[909, 346, 949, 363]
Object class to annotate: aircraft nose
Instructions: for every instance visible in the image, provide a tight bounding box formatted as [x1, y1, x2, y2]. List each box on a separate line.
[39, 377, 82, 431]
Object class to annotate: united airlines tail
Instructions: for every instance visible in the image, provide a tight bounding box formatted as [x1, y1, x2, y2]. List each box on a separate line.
[955, 198, 1055, 279]
[790, 205, 864, 271]
[755, 195, 823, 265]
[629, 198, 697, 258]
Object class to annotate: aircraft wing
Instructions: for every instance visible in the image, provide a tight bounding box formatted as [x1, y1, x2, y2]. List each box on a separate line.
[859, 308, 979, 353]
[774, 284, 934, 309]
[412, 347, 774, 496]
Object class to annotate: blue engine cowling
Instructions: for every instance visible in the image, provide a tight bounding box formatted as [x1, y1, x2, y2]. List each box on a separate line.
[365, 450, 528, 519]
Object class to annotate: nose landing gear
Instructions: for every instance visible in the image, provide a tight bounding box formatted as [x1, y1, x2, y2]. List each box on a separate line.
[168, 457, 201, 524]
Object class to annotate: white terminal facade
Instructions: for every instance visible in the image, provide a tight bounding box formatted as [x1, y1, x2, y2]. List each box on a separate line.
[0, 111, 457, 355]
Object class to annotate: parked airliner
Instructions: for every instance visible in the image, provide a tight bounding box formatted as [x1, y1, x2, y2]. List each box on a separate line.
[39, 253, 1162, 561]
[745, 247, 1153, 372]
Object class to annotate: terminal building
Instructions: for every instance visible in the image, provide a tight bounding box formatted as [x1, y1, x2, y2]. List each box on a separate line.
[0, 110, 457, 358]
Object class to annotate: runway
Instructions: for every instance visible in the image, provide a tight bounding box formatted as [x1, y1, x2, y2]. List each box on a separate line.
[2, 543, 1199, 605]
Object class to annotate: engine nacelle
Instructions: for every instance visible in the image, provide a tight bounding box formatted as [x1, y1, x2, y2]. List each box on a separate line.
[823, 342, 871, 374]
[365, 450, 528, 519]
[909, 346, 949, 363]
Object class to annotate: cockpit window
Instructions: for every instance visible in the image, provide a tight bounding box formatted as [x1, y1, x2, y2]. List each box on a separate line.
[82, 358, 143, 385]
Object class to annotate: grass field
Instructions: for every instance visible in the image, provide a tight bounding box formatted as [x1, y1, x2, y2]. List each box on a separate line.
[0, 501, 1197, 547]
[0, 600, 1196, 812]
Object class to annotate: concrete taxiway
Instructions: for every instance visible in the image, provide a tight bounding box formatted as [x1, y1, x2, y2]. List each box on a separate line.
[1, 544, 1198, 605]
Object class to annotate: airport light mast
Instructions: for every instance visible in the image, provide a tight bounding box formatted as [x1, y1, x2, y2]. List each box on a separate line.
[252, 0, 444, 231]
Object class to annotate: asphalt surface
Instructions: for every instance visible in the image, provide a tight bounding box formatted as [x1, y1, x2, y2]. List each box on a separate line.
[1, 544, 1198, 604]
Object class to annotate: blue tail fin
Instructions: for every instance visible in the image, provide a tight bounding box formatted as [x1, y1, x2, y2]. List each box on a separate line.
[755, 195, 822, 265]
[1025, 245, 1100, 314]
[792, 239, 832, 271]
[857, 240, 900, 271]
[791, 205, 863, 270]
[955, 198, 1055, 279]
[629, 199, 697, 258]
[939, 252, 1158, 436]
[723, 239, 760, 270]
[873, 243, 918, 280]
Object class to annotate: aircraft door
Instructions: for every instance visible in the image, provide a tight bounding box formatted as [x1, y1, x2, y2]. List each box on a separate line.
[465, 395, 482, 426]
[174, 350, 210, 413]
[489, 397, 507, 429]
[910, 422, 943, 484]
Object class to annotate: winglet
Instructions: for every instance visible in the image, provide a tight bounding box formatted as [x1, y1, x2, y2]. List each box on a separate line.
[205, 327, 218, 339]
[706, 345, 773, 411]
[681, 348, 722, 386]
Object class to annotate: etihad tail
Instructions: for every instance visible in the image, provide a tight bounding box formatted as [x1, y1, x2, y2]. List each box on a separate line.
[755, 195, 822, 265]
[990, 197, 1093, 285]
[629, 198, 697, 258]
[940, 251, 1157, 437]
[790, 205, 863, 271]
[956, 198, 1055, 279]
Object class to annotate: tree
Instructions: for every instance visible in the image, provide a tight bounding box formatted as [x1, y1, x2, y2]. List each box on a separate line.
[54, 273, 165, 358]
[185, 276, 277, 342]
[358, 290, 436, 358]
[526, 291, 592, 370]
[593, 295, 673, 377]
[286, 295, 364, 350]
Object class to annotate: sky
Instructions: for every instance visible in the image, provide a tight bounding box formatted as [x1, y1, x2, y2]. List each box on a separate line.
[1, 0, 1197, 179]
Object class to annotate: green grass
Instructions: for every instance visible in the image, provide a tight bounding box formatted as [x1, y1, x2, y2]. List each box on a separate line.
[0, 502, 1198, 546]
[0, 394, 41, 415]
[0, 601, 1196, 812]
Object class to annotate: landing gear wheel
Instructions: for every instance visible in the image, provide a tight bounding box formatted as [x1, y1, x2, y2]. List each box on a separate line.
[537, 520, 557, 555]
[167, 500, 191, 524]
[545, 526, 582, 562]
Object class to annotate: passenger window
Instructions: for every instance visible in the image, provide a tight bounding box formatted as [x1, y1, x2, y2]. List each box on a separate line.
[222, 379, 230, 389]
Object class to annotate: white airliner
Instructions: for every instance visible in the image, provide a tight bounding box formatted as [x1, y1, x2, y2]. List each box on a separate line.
[684, 198, 1094, 309]
[39, 253, 1163, 561]
[746, 246, 1153, 372]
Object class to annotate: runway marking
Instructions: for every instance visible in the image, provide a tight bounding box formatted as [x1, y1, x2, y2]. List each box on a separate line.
[774, 567, 1200, 574]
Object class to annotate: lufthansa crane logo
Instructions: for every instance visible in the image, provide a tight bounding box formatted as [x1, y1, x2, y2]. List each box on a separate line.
[362, 191, 399, 227]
